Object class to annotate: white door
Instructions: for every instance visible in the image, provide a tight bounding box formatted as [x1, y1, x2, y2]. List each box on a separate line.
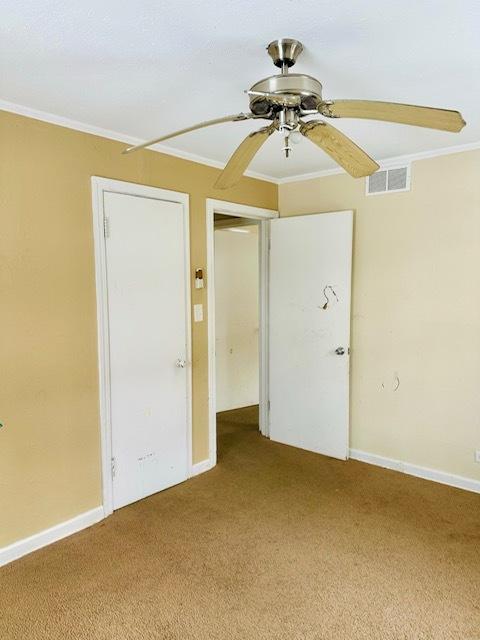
[104, 191, 189, 510]
[269, 211, 353, 460]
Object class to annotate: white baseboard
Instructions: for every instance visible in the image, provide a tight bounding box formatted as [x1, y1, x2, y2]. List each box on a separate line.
[0, 460, 215, 568]
[190, 459, 214, 477]
[0, 506, 104, 568]
[349, 449, 480, 494]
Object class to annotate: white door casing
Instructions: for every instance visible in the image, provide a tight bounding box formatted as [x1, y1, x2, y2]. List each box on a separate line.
[205, 199, 279, 467]
[92, 178, 191, 515]
[269, 211, 353, 460]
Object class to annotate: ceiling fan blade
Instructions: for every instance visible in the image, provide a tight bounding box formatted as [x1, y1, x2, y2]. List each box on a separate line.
[123, 113, 254, 154]
[300, 120, 379, 178]
[322, 100, 466, 132]
[214, 123, 276, 190]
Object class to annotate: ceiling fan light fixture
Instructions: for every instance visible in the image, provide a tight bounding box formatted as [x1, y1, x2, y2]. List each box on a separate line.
[290, 130, 303, 145]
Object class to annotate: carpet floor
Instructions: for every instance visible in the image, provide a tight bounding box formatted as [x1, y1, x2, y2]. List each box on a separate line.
[1, 405, 479, 639]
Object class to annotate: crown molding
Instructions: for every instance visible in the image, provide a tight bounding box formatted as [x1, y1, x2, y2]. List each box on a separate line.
[278, 166, 345, 183]
[278, 140, 480, 184]
[2, 99, 479, 187]
[0, 99, 279, 184]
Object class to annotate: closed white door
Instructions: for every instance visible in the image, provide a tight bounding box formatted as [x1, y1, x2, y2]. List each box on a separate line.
[269, 211, 353, 460]
[104, 191, 189, 510]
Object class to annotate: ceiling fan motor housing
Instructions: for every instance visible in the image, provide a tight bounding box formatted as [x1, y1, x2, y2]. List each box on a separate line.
[249, 73, 323, 116]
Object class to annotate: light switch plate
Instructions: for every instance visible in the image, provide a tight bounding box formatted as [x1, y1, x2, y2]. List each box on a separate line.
[193, 304, 203, 323]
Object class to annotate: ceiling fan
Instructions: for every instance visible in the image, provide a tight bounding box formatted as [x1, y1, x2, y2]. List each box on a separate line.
[123, 38, 466, 188]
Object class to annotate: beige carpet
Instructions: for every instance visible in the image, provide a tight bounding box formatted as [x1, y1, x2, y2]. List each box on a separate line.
[1, 405, 479, 639]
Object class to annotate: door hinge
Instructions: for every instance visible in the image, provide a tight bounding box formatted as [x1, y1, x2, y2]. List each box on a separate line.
[111, 456, 116, 478]
[267, 399, 271, 411]
[268, 237, 271, 251]
[103, 216, 110, 238]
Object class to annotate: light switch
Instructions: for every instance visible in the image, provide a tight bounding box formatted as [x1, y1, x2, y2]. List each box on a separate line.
[195, 268, 205, 289]
[193, 304, 204, 323]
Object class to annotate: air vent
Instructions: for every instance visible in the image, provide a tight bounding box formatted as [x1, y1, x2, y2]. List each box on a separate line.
[366, 165, 410, 195]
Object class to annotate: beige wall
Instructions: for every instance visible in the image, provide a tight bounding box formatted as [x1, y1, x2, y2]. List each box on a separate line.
[279, 150, 480, 482]
[0, 110, 277, 547]
[215, 225, 259, 411]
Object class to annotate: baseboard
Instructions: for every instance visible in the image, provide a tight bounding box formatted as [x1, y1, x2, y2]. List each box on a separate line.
[190, 459, 214, 477]
[349, 449, 480, 494]
[0, 506, 105, 568]
[0, 460, 215, 568]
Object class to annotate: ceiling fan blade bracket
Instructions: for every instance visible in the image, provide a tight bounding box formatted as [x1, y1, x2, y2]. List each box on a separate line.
[318, 101, 338, 118]
[231, 114, 249, 122]
[299, 120, 326, 134]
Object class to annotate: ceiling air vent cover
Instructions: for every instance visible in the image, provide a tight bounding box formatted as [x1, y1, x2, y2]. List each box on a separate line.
[366, 165, 410, 195]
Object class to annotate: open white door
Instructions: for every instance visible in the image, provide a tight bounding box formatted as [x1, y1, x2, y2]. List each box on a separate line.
[269, 211, 353, 460]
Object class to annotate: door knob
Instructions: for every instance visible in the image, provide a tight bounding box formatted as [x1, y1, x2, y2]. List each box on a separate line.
[335, 347, 345, 355]
[175, 359, 186, 368]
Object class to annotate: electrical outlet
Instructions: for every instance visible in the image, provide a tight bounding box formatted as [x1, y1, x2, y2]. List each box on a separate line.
[475, 450, 480, 463]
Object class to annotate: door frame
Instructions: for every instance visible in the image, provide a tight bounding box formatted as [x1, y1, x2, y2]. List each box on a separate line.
[206, 199, 279, 469]
[91, 177, 192, 517]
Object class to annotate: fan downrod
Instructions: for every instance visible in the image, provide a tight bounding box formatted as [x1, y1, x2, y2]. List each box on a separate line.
[267, 38, 304, 73]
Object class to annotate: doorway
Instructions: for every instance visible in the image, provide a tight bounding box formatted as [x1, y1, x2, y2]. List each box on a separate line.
[214, 215, 259, 413]
[207, 201, 353, 468]
[92, 178, 192, 515]
[214, 216, 260, 457]
[206, 199, 278, 467]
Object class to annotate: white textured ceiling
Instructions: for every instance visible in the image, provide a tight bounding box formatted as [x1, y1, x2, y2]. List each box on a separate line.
[1, 0, 479, 179]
